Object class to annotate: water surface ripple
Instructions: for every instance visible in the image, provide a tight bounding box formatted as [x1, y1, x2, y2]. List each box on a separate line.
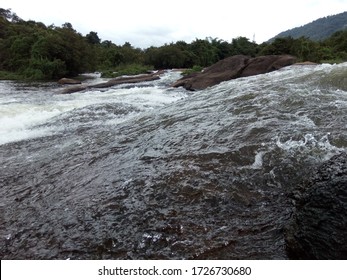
[1, 65, 346, 259]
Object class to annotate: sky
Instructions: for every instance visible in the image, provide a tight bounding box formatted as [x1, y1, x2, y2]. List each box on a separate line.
[2, 0, 346, 48]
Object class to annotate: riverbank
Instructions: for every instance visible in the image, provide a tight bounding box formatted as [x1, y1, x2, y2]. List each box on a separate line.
[0, 70, 26, 81]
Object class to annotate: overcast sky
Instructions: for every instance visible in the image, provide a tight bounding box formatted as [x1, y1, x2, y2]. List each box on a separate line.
[2, 0, 346, 48]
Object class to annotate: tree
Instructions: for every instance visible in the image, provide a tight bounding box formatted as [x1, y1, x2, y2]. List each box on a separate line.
[53, 25, 92, 76]
[104, 47, 124, 68]
[24, 58, 67, 79]
[0, 8, 22, 22]
[322, 30, 347, 61]
[62, 22, 74, 30]
[230, 36, 257, 56]
[86, 31, 101, 45]
[8, 35, 36, 71]
[189, 38, 219, 66]
[1, 7, 347, 81]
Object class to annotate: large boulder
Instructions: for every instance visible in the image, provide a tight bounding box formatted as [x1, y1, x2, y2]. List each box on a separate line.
[172, 55, 250, 90]
[285, 152, 347, 259]
[172, 55, 296, 91]
[240, 55, 296, 77]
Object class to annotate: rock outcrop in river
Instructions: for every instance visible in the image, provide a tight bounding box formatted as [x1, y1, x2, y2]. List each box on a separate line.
[61, 71, 164, 94]
[285, 152, 347, 259]
[172, 55, 296, 90]
[58, 78, 82, 85]
[61, 55, 296, 94]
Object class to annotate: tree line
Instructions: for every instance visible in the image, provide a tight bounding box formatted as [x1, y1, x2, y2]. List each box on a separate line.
[1, 8, 346, 80]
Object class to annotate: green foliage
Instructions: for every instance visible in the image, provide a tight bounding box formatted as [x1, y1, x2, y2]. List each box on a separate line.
[189, 39, 219, 66]
[323, 30, 347, 60]
[0, 8, 346, 81]
[8, 35, 36, 70]
[260, 32, 347, 63]
[230, 37, 257, 56]
[0, 70, 23, 80]
[24, 58, 67, 80]
[145, 43, 195, 69]
[260, 37, 295, 55]
[97, 41, 145, 70]
[0, 11, 92, 80]
[101, 63, 153, 78]
[269, 11, 347, 42]
[0, 8, 22, 22]
[86, 31, 101, 45]
[181, 65, 204, 75]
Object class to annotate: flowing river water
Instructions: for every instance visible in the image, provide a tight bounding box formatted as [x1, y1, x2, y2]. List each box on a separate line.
[1, 64, 346, 259]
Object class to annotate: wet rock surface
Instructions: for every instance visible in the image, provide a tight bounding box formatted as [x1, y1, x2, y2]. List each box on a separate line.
[285, 152, 347, 259]
[172, 55, 296, 90]
[60, 72, 163, 94]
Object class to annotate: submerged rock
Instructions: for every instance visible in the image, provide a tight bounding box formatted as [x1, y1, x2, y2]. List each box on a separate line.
[60, 72, 163, 94]
[89, 73, 161, 89]
[58, 78, 81, 85]
[285, 152, 347, 259]
[172, 55, 296, 90]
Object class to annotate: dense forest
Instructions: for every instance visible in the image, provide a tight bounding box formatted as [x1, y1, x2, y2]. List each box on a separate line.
[269, 11, 347, 42]
[1, 8, 347, 81]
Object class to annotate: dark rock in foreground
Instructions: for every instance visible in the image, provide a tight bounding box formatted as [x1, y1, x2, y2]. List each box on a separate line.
[285, 152, 347, 259]
[172, 55, 296, 90]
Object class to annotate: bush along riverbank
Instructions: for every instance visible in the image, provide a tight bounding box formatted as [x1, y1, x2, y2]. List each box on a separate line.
[1, 8, 347, 82]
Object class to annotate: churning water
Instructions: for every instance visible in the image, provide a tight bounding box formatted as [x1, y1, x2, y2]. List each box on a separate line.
[0, 64, 346, 259]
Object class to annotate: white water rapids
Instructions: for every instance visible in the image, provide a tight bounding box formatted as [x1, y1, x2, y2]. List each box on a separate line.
[0, 71, 186, 145]
[0, 63, 346, 259]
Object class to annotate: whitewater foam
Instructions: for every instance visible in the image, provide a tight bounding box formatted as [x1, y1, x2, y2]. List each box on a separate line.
[250, 151, 266, 169]
[0, 77, 187, 145]
[275, 133, 344, 161]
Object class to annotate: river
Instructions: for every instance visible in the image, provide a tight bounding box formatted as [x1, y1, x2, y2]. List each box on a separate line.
[1, 64, 346, 259]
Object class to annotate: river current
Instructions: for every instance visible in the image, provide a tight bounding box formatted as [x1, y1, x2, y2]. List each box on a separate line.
[1, 64, 346, 259]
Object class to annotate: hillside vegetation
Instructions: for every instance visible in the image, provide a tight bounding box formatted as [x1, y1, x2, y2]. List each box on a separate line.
[0, 8, 346, 81]
[269, 11, 347, 41]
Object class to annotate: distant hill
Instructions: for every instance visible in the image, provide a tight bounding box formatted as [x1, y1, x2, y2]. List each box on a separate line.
[269, 11, 347, 42]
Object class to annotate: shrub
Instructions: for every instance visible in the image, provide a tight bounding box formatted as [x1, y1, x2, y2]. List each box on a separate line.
[24, 58, 67, 80]
[181, 65, 204, 75]
[101, 63, 154, 78]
